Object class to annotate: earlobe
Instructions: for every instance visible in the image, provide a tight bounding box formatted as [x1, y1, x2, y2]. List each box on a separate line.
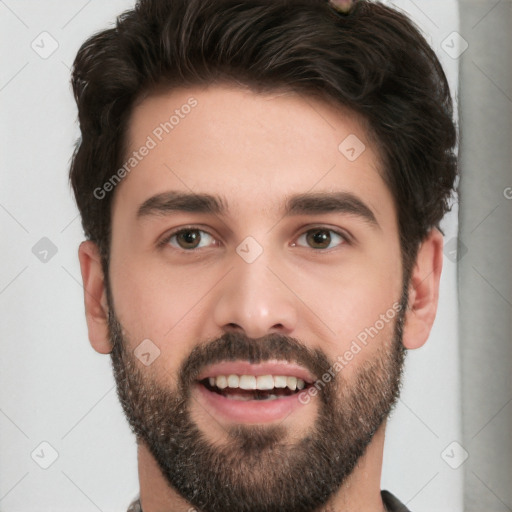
[402, 229, 444, 350]
[78, 241, 112, 354]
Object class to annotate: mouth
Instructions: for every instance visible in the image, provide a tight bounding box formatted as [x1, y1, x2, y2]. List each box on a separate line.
[194, 360, 317, 424]
[200, 373, 308, 401]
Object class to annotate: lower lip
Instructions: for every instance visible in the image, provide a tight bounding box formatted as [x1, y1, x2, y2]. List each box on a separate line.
[195, 383, 312, 424]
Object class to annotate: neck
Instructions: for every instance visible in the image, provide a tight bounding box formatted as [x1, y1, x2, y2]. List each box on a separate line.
[137, 422, 388, 512]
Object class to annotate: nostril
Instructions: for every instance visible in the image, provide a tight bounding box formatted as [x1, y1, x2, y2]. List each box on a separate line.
[225, 322, 243, 331]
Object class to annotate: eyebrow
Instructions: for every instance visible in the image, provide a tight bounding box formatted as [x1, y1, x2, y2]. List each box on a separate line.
[137, 191, 227, 218]
[136, 190, 379, 229]
[285, 191, 379, 229]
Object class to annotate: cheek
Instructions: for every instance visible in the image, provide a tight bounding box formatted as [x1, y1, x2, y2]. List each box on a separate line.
[108, 251, 239, 385]
[108, 256, 202, 367]
[322, 297, 400, 383]
[297, 249, 402, 364]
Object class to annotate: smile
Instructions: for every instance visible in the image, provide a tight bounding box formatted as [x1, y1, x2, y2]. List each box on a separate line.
[201, 373, 307, 401]
[194, 361, 316, 423]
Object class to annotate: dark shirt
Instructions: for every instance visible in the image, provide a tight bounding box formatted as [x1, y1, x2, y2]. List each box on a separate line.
[382, 490, 412, 511]
[127, 490, 411, 511]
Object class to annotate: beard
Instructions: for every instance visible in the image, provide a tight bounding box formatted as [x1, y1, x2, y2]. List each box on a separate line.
[108, 294, 407, 512]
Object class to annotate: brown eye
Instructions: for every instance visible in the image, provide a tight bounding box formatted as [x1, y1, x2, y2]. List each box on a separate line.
[296, 228, 346, 250]
[306, 229, 331, 249]
[167, 229, 215, 250]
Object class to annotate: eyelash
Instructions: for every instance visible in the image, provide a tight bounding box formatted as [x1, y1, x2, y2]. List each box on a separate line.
[158, 225, 351, 252]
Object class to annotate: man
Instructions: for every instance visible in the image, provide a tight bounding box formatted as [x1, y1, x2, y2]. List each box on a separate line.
[70, 0, 457, 510]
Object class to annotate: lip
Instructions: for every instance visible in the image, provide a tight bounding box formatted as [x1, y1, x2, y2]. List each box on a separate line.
[195, 381, 313, 424]
[196, 360, 316, 383]
[193, 360, 317, 424]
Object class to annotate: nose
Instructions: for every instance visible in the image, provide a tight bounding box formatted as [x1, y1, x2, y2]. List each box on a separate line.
[212, 250, 299, 338]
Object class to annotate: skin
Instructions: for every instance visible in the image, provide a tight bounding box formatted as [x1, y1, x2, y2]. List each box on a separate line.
[78, 84, 443, 512]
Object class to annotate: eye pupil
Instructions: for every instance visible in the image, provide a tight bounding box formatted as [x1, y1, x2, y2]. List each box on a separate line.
[178, 230, 200, 248]
[307, 229, 331, 248]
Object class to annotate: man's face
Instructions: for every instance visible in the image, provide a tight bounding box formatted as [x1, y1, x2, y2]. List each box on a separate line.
[106, 84, 406, 511]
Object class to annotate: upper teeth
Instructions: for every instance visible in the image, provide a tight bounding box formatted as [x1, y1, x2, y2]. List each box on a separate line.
[207, 374, 306, 391]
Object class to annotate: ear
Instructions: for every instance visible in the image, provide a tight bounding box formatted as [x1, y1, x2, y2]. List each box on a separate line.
[78, 241, 112, 354]
[402, 228, 444, 350]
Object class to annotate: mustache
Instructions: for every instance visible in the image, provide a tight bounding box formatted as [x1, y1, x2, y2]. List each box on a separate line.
[179, 331, 333, 393]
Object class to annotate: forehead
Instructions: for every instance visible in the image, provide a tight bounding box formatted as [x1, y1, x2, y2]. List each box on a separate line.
[113, 83, 395, 228]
